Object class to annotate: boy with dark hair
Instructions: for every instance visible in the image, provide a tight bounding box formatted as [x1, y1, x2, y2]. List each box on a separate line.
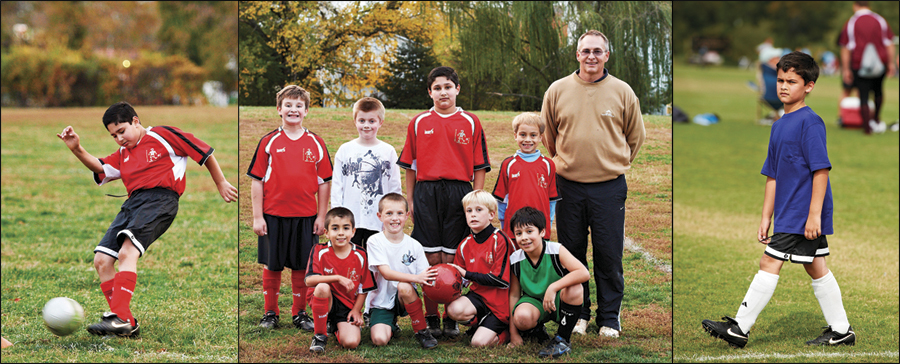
[247, 85, 332, 331]
[446, 190, 513, 347]
[492, 112, 560, 248]
[507, 207, 589, 358]
[306, 207, 377, 353]
[702, 51, 855, 348]
[57, 101, 237, 337]
[397, 66, 491, 338]
[331, 96, 402, 250]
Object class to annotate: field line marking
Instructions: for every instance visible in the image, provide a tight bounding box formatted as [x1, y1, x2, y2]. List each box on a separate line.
[677, 350, 899, 362]
[625, 237, 671, 273]
[135, 351, 236, 362]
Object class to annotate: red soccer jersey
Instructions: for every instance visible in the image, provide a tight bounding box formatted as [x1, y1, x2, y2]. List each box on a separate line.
[246, 127, 333, 217]
[94, 126, 213, 197]
[396, 107, 491, 182]
[838, 9, 894, 70]
[492, 154, 560, 243]
[454, 226, 513, 324]
[306, 242, 377, 310]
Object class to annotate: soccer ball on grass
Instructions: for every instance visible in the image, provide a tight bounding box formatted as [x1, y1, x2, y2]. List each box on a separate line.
[42, 297, 84, 336]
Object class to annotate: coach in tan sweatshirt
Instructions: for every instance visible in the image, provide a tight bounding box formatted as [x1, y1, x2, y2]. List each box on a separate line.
[541, 30, 645, 338]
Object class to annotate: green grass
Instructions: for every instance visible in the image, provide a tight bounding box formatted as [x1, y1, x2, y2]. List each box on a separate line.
[673, 62, 899, 363]
[1, 106, 239, 363]
[238, 107, 671, 362]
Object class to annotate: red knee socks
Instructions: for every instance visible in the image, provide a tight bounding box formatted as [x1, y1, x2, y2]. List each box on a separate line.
[262, 268, 281, 315]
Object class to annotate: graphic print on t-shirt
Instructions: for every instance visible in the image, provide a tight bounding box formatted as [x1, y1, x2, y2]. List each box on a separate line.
[341, 149, 395, 216]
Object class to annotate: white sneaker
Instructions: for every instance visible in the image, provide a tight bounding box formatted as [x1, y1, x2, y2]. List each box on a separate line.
[869, 120, 887, 134]
[599, 326, 620, 338]
[572, 319, 589, 335]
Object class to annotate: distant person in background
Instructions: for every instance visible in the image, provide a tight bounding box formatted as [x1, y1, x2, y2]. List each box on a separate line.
[838, 1, 896, 134]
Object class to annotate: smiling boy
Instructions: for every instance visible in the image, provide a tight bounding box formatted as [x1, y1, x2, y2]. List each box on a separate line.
[306, 207, 376, 353]
[331, 97, 402, 251]
[702, 51, 854, 348]
[507, 207, 589, 358]
[247, 85, 333, 331]
[492, 112, 560, 248]
[57, 101, 237, 337]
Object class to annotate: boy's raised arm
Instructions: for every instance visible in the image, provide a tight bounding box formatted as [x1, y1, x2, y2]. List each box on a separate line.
[203, 154, 237, 203]
[58, 126, 104, 174]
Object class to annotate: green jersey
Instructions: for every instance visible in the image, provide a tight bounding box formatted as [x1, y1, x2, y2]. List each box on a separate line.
[510, 241, 569, 301]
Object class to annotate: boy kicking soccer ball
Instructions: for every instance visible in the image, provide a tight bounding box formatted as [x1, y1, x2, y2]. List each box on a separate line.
[701, 52, 855, 348]
[57, 102, 237, 337]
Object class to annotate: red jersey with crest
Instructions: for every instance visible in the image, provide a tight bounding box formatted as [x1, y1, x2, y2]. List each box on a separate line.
[246, 127, 333, 217]
[396, 107, 491, 182]
[492, 154, 560, 243]
[93, 125, 214, 197]
[453, 225, 513, 324]
[306, 241, 377, 310]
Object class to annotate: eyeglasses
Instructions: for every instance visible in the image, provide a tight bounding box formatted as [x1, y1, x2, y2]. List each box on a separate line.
[580, 49, 607, 57]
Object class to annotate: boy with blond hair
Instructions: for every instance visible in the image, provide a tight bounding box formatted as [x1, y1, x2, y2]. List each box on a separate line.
[58, 101, 237, 337]
[446, 190, 514, 347]
[331, 97, 402, 250]
[365, 193, 439, 349]
[247, 85, 332, 331]
[492, 112, 560, 248]
[306, 207, 376, 353]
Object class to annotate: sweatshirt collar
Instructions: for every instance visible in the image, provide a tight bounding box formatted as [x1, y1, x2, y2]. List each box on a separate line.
[473, 224, 497, 243]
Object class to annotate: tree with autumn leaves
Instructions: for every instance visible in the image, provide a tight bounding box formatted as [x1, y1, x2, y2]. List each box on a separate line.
[240, 1, 672, 114]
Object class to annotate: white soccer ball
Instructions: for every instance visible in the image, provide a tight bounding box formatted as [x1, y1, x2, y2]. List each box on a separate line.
[42, 297, 84, 336]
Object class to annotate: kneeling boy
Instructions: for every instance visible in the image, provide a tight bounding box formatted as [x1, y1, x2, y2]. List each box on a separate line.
[508, 207, 589, 358]
[446, 190, 514, 347]
[365, 193, 439, 348]
[306, 207, 375, 353]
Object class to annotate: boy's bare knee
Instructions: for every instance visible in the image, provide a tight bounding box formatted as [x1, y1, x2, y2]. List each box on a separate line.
[513, 314, 536, 331]
[561, 285, 583, 304]
[313, 283, 331, 298]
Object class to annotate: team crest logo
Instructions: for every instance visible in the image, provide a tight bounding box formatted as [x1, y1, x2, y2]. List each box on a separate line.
[146, 148, 161, 163]
[538, 173, 549, 189]
[303, 148, 316, 162]
[348, 268, 359, 283]
[454, 129, 469, 145]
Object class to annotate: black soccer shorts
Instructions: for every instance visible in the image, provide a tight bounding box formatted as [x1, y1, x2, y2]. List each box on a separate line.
[95, 188, 179, 259]
[764, 232, 829, 264]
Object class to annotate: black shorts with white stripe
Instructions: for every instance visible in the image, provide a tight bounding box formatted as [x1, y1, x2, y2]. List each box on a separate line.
[764, 233, 829, 264]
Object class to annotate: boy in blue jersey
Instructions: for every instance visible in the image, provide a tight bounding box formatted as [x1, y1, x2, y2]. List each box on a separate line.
[702, 52, 854, 348]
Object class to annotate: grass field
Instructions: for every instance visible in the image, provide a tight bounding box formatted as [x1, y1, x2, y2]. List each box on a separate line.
[673, 62, 899, 363]
[1, 106, 240, 363]
[237, 106, 672, 362]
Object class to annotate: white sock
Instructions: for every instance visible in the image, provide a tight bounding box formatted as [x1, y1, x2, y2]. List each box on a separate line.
[734, 270, 779, 334]
[812, 270, 851, 334]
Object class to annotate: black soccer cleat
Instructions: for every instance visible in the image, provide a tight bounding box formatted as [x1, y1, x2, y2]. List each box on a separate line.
[425, 315, 442, 338]
[309, 333, 328, 353]
[86, 312, 137, 337]
[702, 316, 748, 348]
[414, 328, 439, 349]
[292, 311, 314, 332]
[522, 324, 551, 343]
[259, 310, 279, 329]
[442, 317, 460, 339]
[128, 317, 141, 338]
[538, 335, 572, 358]
[806, 326, 855, 346]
